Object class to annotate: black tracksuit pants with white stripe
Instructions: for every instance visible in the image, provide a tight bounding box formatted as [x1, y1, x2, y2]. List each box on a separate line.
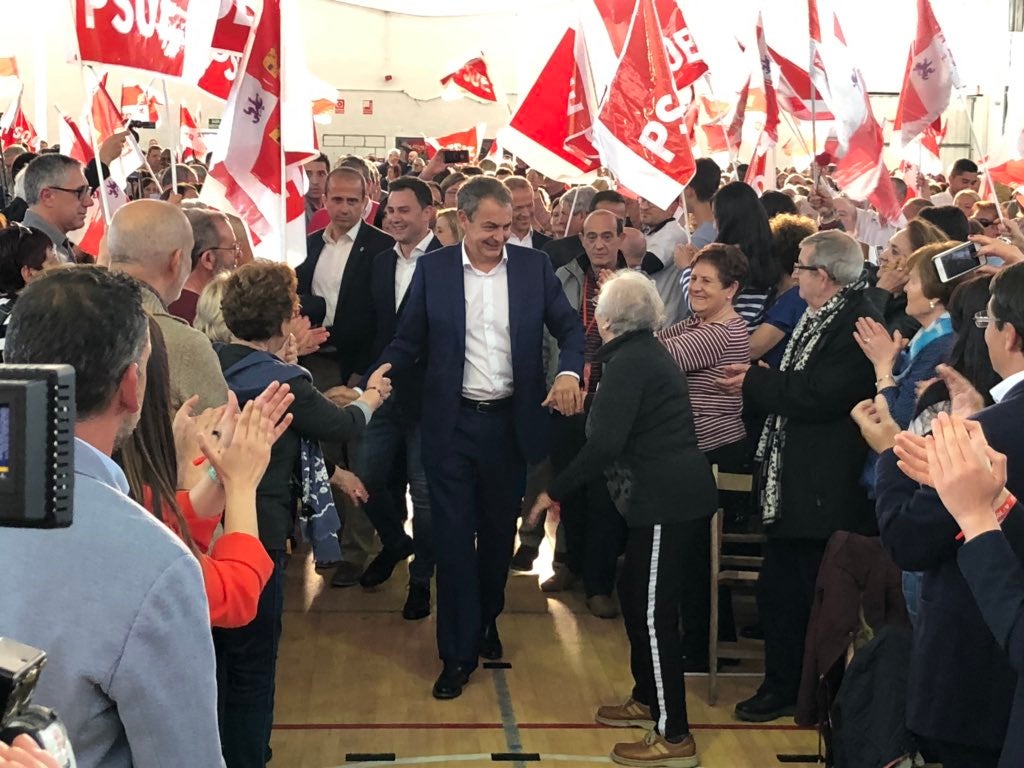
[619, 517, 709, 740]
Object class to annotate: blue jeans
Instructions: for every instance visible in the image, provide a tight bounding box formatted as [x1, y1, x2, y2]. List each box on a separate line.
[212, 549, 288, 768]
[350, 399, 434, 584]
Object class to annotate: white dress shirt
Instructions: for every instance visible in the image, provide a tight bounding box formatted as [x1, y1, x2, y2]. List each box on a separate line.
[461, 244, 514, 400]
[991, 370, 1024, 404]
[312, 220, 361, 326]
[507, 230, 535, 249]
[394, 232, 433, 310]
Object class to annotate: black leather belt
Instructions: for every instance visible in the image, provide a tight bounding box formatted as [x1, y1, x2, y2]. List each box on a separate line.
[460, 396, 514, 413]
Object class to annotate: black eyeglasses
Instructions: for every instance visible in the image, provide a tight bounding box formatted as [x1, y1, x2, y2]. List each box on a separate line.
[48, 185, 92, 202]
[792, 264, 821, 273]
[976, 218, 998, 228]
[208, 242, 241, 254]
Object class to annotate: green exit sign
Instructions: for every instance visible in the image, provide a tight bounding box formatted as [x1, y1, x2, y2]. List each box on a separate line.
[208, 118, 221, 129]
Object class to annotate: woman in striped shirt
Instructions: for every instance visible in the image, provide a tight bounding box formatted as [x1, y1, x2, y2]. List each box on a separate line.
[658, 243, 752, 471]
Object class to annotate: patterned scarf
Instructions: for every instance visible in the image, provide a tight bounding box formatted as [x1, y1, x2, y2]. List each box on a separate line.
[755, 279, 866, 525]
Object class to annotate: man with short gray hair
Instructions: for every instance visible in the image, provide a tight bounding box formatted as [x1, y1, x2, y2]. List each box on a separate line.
[542, 185, 598, 269]
[108, 199, 228, 410]
[717, 228, 882, 723]
[168, 208, 239, 324]
[22, 153, 95, 262]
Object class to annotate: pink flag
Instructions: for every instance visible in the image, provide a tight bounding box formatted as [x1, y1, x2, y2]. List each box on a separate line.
[499, 27, 600, 179]
[592, 0, 696, 207]
[440, 57, 498, 102]
[893, 0, 958, 150]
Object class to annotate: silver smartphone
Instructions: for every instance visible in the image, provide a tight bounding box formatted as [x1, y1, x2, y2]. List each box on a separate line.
[931, 241, 987, 283]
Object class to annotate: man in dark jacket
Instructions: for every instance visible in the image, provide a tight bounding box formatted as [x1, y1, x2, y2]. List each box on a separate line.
[719, 230, 882, 722]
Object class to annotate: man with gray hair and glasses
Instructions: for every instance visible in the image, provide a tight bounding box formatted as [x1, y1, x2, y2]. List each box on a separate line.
[717, 229, 883, 723]
[21, 154, 95, 263]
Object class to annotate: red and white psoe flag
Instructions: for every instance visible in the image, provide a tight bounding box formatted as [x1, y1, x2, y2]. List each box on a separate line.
[202, 0, 318, 265]
[440, 56, 498, 102]
[74, 0, 219, 84]
[56, 109, 94, 165]
[754, 13, 779, 144]
[592, 0, 696, 208]
[893, 0, 958, 152]
[180, 105, 208, 161]
[498, 27, 600, 181]
[0, 88, 38, 151]
[425, 124, 485, 160]
[745, 140, 776, 195]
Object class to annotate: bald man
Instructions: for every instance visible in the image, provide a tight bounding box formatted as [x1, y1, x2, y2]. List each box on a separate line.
[108, 199, 228, 410]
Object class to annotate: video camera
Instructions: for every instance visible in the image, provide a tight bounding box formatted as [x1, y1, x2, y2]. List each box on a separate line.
[0, 364, 77, 767]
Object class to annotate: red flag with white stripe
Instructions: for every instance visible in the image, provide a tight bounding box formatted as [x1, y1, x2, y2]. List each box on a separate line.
[70, 177, 129, 257]
[121, 83, 162, 124]
[425, 124, 485, 161]
[592, 0, 696, 208]
[815, 12, 902, 220]
[893, 0, 958, 151]
[440, 56, 498, 102]
[754, 13, 779, 144]
[57, 110, 94, 165]
[767, 46, 833, 122]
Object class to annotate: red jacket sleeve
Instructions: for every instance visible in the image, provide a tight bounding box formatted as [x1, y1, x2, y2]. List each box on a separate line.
[200, 533, 275, 628]
[176, 490, 221, 554]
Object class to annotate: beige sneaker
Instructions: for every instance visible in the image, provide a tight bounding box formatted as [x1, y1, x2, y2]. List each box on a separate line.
[595, 697, 655, 729]
[540, 564, 578, 593]
[611, 731, 699, 767]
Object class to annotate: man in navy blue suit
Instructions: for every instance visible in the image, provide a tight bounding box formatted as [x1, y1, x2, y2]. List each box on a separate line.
[373, 176, 586, 699]
[876, 263, 1024, 767]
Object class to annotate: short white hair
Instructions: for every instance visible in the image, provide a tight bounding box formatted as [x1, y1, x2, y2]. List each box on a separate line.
[800, 229, 864, 285]
[596, 270, 665, 334]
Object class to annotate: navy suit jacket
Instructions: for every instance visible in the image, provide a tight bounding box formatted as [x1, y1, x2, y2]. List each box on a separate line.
[296, 221, 394, 380]
[959, 527, 1024, 768]
[364, 235, 444, 420]
[876, 380, 1024, 750]
[371, 243, 585, 467]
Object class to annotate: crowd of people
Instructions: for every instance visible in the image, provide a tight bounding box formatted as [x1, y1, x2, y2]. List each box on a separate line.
[1, 133, 1024, 768]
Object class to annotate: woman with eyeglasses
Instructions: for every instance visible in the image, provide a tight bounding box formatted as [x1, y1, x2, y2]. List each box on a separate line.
[0, 224, 60, 358]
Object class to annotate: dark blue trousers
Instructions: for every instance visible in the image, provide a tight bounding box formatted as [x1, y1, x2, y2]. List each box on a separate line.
[425, 405, 526, 665]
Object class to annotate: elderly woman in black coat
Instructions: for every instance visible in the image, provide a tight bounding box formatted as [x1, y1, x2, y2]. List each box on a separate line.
[529, 270, 716, 768]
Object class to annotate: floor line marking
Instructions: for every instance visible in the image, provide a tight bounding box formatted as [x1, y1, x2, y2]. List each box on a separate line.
[491, 667, 526, 768]
[335, 754, 616, 767]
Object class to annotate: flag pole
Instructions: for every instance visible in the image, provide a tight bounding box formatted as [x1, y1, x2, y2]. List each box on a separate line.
[956, 89, 1007, 224]
[160, 78, 178, 193]
[85, 113, 112, 226]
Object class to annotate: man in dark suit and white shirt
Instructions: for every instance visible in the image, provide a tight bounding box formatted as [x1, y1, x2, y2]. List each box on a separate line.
[351, 176, 444, 621]
[505, 175, 550, 251]
[373, 177, 586, 699]
[297, 166, 394, 585]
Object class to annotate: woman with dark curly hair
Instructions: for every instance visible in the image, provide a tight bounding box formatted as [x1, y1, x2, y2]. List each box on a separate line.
[0, 223, 59, 357]
[212, 260, 392, 768]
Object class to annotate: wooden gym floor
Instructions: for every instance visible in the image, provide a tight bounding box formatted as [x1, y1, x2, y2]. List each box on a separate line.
[271, 536, 818, 768]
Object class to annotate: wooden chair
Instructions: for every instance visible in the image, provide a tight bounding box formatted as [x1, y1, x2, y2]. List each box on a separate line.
[708, 467, 765, 705]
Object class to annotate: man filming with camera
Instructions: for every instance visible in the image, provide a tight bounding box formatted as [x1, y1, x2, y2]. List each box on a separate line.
[0, 267, 223, 767]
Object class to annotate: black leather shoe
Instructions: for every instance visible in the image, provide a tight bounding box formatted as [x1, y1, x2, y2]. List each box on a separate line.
[734, 689, 796, 723]
[509, 544, 539, 572]
[402, 582, 431, 620]
[480, 621, 503, 660]
[359, 537, 415, 588]
[432, 662, 472, 700]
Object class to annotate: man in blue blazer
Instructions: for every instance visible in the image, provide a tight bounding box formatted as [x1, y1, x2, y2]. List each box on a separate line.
[373, 176, 586, 699]
[876, 263, 1024, 767]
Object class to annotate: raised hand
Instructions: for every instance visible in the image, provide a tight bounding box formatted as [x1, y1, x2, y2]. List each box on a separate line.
[252, 381, 295, 443]
[853, 316, 904, 373]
